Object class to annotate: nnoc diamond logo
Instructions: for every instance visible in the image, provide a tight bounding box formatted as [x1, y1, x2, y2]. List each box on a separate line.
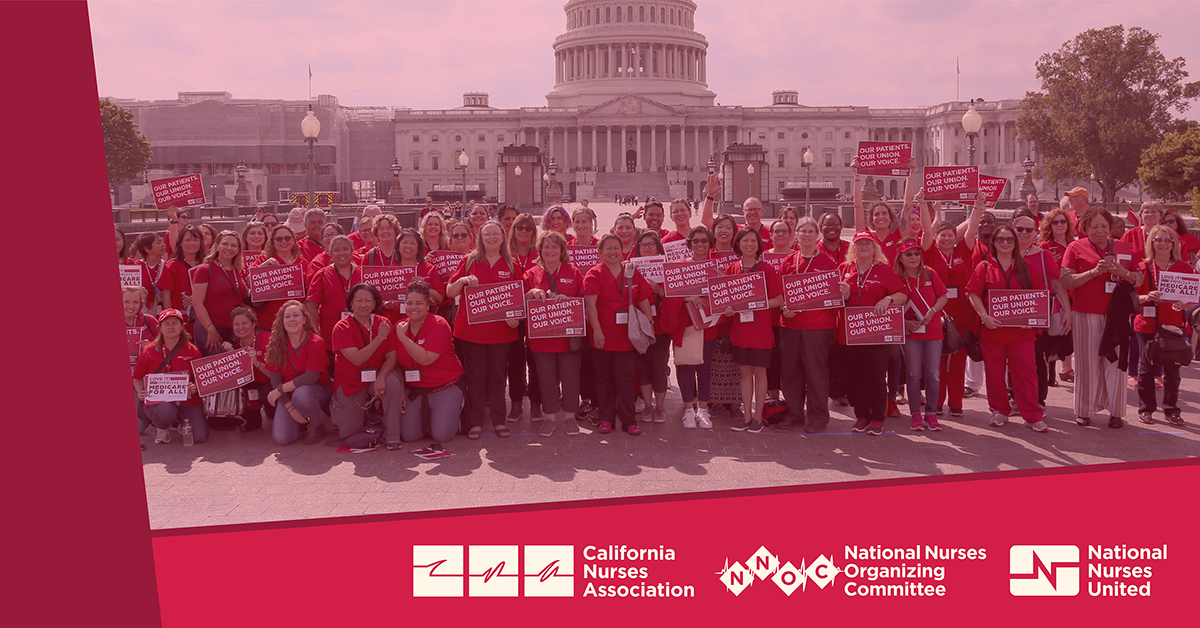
[718, 546, 841, 596]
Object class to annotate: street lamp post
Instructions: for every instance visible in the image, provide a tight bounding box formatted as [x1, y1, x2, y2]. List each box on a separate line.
[300, 105, 321, 209]
[514, 165, 522, 212]
[802, 147, 814, 217]
[962, 103, 982, 166]
[458, 152, 469, 212]
[747, 163, 754, 204]
[210, 181, 217, 208]
[388, 159, 405, 205]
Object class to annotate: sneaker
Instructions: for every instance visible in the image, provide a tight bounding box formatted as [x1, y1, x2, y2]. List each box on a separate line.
[851, 419, 870, 433]
[963, 387, 978, 399]
[598, 420, 613, 434]
[834, 395, 849, 407]
[530, 403, 543, 422]
[653, 406, 667, 423]
[746, 421, 764, 434]
[564, 418, 581, 435]
[635, 398, 646, 414]
[696, 408, 713, 429]
[1167, 415, 1185, 427]
[385, 440, 403, 451]
[1127, 376, 1138, 388]
[730, 421, 752, 432]
[540, 420, 555, 437]
[926, 414, 942, 432]
[909, 416, 925, 431]
[682, 408, 697, 429]
[935, 406, 944, 415]
[1138, 412, 1154, 425]
[989, 411, 1008, 427]
[866, 421, 883, 435]
[729, 406, 744, 420]
[303, 423, 326, 445]
[1007, 398, 1019, 416]
[155, 428, 171, 444]
[625, 423, 642, 436]
[1029, 421, 1049, 433]
[1109, 416, 1124, 429]
[950, 408, 964, 418]
[886, 399, 901, 418]
[507, 402, 523, 422]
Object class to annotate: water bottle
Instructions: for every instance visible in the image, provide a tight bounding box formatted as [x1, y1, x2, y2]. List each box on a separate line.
[180, 417, 194, 447]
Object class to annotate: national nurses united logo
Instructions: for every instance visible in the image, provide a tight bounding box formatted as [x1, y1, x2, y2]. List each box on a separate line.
[1009, 545, 1080, 596]
[413, 545, 573, 597]
[718, 546, 840, 596]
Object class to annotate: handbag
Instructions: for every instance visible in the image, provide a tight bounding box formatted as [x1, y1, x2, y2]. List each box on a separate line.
[1147, 324, 1192, 368]
[625, 263, 656, 354]
[962, 321, 984, 362]
[203, 387, 246, 417]
[674, 325, 704, 365]
[941, 316, 962, 355]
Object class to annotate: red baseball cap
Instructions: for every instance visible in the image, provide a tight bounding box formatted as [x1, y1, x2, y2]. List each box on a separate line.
[896, 238, 922, 255]
[851, 231, 878, 244]
[158, 309, 186, 324]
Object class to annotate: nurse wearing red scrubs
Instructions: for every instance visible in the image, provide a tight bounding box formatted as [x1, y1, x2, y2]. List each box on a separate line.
[264, 301, 331, 446]
[133, 309, 206, 446]
[723, 228, 784, 433]
[250, 225, 311, 331]
[191, 231, 247, 356]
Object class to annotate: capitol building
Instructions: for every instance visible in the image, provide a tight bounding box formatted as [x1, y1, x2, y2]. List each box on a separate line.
[110, 0, 1041, 211]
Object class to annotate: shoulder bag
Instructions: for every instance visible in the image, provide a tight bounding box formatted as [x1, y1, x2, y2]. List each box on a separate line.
[624, 263, 656, 354]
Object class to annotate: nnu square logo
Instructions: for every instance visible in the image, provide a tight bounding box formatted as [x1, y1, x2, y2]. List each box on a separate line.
[1010, 545, 1080, 596]
[524, 545, 574, 597]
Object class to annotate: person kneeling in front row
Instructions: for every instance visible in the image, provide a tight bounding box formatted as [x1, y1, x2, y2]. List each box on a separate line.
[330, 283, 406, 445]
[393, 279, 465, 448]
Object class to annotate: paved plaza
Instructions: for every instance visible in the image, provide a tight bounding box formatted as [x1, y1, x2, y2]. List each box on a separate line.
[140, 203, 1200, 530]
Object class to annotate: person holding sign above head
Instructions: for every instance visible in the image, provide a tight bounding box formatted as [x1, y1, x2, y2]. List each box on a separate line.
[523, 230, 586, 437]
[834, 232, 908, 435]
[895, 238, 948, 431]
[306, 235, 362, 365]
[583, 234, 654, 436]
[264, 301, 332, 446]
[851, 156, 918, 264]
[156, 224, 206, 335]
[393, 279, 465, 448]
[446, 221, 523, 440]
[633, 230, 670, 424]
[775, 217, 838, 433]
[250, 224, 311, 331]
[1060, 207, 1143, 429]
[967, 225, 1055, 432]
[221, 306, 272, 433]
[191, 231, 247, 357]
[132, 309, 206, 446]
[162, 206, 189, 257]
[505, 214, 542, 421]
[330, 283, 404, 445]
[1133, 224, 1193, 427]
[723, 227, 785, 433]
[571, 206, 599, 247]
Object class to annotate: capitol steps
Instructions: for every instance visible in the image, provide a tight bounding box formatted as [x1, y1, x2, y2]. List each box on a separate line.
[593, 171, 671, 202]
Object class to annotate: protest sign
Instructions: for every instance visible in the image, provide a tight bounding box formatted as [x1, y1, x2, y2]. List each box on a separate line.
[463, 281, 526, 324]
[428, 250, 465, 278]
[663, 259, 718, 297]
[242, 252, 264, 269]
[630, 254, 665, 284]
[568, 245, 600, 270]
[978, 175, 1008, 208]
[844, 306, 905, 345]
[1156, 271, 1200, 304]
[249, 264, 306, 302]
[663, 239, 692, 263]
[762, 252, 790, 274]
[856, 141, 912, 176]
[361, 266, 416, 301]
[190, 348, 255, 397]
[127, 326, 149, 364]
[923, 166, 979, 201]
[1112, 240, 1135, 271]
[708, 272, 768, 312]
[710, 250, 738, 265]
[783, 270, 844, 311]
[988, 289, 1050, 328]
[118, 265, 142, 288]
[526, 298, 586, 338]
[685, 299, 722, 330]
[150, 174, 206, 208]
[144, 373, 190, 403]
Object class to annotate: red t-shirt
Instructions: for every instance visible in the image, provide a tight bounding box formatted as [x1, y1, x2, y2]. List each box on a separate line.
[331, 314, 392, 397]
[132, 341, 203, 406]
[582, 264, 653, 352]
[362, 246, 400, 267]
[970, 238, 991, 269]
[156, 259, 196, 311]
[750, 224, 773, 251]
[265, 332, 331, 387]
[723, 259, 783, 349]
[1061, 238, 1123, 315]
[348, 231, 366, 250]
[818, 239, 850, 265]
[395, 315, 463, 388]
[512, 249, 538, 275]
[836, 261, 905, 345]
[251, 256, 312, 330]
[967, 258, 1047, 344]
[1179, 233, 1200, 260]
[923, 240, 975, 328]
[306, 264, 362, 346]
[662, 230, 686, 244]
[387, 263, 447, 325]
[873, 230, 902, 264]
[137, 259, 166, 308]
[1120, 227, 1149, 264]
[191, 262, 247, 328]
[900, 271, 947, 341]
[298, 235, 325, 261]
[778, 250, 838, 331]
[523, 263, 586, 353]
[1038, 239, 1069, 265]
[449, 256, 523, 345]
[1135, 260, 1194, 333]
[308, 250, 332, 270]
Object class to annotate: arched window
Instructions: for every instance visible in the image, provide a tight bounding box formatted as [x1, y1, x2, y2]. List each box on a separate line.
[596, 8, 600, 24]
[586, 10, 591, 25]
[639, 6, 644, 21]
[616, 6, 621, 21]
[649, 5, 655, 22]
[670, 9, 674, 24]
[660, 7, 665, 23]
[606, 7, 611, 22]
[627, 6, 633, 21]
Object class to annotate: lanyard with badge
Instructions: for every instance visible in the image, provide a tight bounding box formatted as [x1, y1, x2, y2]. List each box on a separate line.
[736, 260, 763, 323]
[403, 320, 425, 383]
[353, 316, 379, 383]
[1145, 261, 1164, 319]
[284, 333, 310, 378]
[905, 274, 932, 334]
[1090, 238, 1118, 294]
[939, 246, 962, 300]
[849, 263, 876, 307]
[337, 264, 357, 319]
[612, 265, 632, 325]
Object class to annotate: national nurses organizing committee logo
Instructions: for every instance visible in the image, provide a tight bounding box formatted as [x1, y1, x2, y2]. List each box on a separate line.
[1009, 545, 1080, 596]
[413, 545, 574, 597]
[718, 546, 840, 596]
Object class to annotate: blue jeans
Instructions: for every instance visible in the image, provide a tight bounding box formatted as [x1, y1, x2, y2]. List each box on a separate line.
[135, 390, 150, 436]
[903, 338, 942, 415]
[677, 338, 716, 404]
[399, 384, 465, 444]
[144, 403, 209, 444]
[272, 385, 331, 445]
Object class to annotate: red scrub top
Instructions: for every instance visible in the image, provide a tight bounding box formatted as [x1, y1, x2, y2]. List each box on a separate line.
[395, 315, 463, 388]
[966, 258, 1047, 344]
[523, 263, 586, 353]
[306, 264, 362, 347]
[723, 259, 783, 349]
[132, 341, 203, 406]
[582, 263, 653, 353]
[779, 250, 838, 331]
[331, 314, 391, 397]
[449, 256, 524, 344]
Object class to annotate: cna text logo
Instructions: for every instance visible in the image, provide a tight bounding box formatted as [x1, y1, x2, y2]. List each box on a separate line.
[413, 545, 573, 597]
[717, 546, 840, 596]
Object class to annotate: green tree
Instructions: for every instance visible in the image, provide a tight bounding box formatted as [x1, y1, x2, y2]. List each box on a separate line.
[1016, 25, 1200, 202]
[99, 98, 152, 189]
[1138, 128, 1200, 199]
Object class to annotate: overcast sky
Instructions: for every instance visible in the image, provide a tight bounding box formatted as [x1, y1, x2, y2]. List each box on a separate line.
[90, 0, 1199, 117]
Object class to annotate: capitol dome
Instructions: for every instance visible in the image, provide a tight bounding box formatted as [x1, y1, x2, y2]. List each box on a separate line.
[546, 0, 716, 107]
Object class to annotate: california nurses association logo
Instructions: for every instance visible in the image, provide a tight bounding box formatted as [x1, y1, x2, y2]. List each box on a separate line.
[718, 546, 840, 596]
[412, 545, 574, 597]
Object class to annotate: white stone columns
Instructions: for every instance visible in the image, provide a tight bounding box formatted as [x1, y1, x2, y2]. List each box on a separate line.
[651, 125, 657, 172]
[636, 126, 642, 171]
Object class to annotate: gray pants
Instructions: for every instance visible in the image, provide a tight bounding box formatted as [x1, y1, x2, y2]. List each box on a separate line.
[144, 402, 209, 444]
[778, 327, 834, 431]
[532, 350, 582, 415]
[330, 372, 405, 442]
[272, 384, 331, 445]
[399, 385, 465, 444]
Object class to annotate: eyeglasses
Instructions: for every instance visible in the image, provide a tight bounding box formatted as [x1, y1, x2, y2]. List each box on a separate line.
[452, 233, 470, 239]
[515, 226, 533, 232]
[1014, 227, 1037, 234]
[273, 235, 293, 243]
[639, 241, 658, 248]
[771, 229, 790, 235]
[992, 236, 1016, 244]
[1050, 219, 1068, 225]
[1152, 237, 1175, 243]
[690, 238, 710, 245]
